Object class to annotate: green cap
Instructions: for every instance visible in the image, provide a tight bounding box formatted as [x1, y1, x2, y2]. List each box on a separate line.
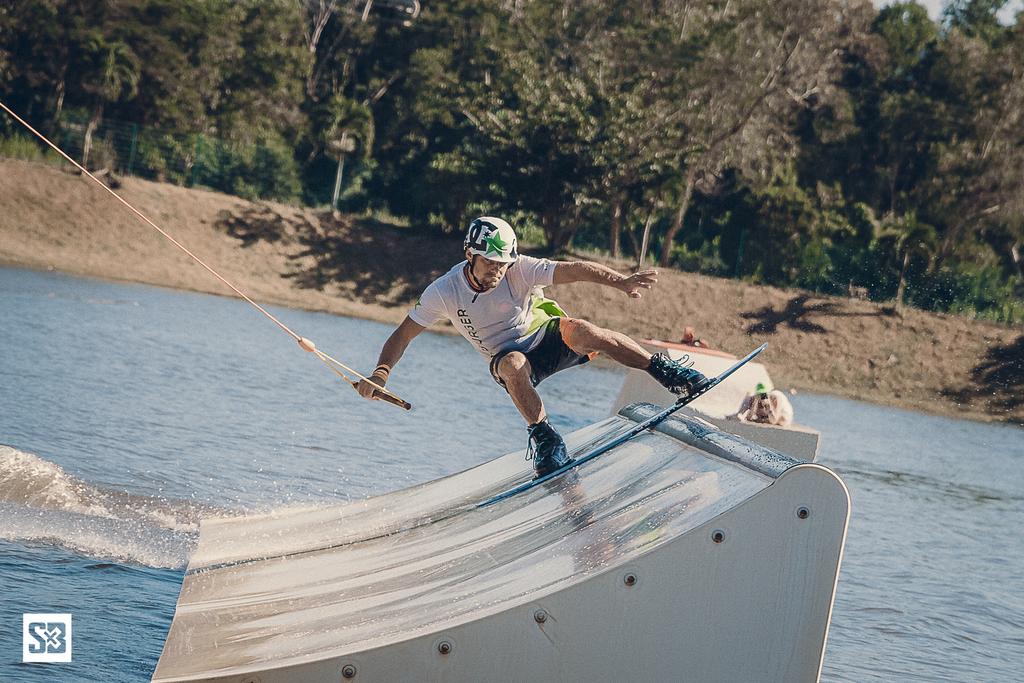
[755, 383, 767, 394]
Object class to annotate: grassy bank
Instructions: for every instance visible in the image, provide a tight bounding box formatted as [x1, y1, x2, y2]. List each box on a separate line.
[1, 158, 1020, 425]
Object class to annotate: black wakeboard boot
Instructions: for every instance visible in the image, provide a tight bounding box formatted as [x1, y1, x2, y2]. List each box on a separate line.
[646, 352, 710, 398]
[527, 419, 572, 478]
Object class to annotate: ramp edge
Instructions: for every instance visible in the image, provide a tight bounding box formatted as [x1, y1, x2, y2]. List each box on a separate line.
[619, 401, 800, 477]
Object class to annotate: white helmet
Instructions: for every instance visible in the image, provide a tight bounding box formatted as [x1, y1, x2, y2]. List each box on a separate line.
[464, 217, 519, 263]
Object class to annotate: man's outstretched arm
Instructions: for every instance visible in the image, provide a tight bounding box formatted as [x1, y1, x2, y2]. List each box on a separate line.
[552, 261, 658, 299]
[357, 316, 426, 399]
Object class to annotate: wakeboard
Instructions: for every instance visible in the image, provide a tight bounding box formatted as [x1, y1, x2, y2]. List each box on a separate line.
[477, 342, 768, 508]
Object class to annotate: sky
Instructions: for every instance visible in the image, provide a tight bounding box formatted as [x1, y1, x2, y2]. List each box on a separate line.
[876, 0, 1024, 24]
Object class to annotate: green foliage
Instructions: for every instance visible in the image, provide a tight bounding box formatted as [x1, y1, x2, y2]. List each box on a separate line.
[247, 141, 302, 202]
[192, 136, 302, 202]
[943, 0, 1007, 44]
[81, 35, 139, 104]
[314, 95, 375, 161]
[0, 134, 61, 164]
[133, 130, 192, 183]
[912, 266, 1023, 323]
[796, 239, 838, 293]
[671, 238, 730, 277]
[873, 2, 938, 76]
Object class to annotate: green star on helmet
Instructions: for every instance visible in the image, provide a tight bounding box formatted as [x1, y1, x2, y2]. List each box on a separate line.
[483, 231, 509, 256]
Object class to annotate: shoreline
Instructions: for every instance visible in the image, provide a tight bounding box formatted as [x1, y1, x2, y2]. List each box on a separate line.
[2, 158, 1020, 426]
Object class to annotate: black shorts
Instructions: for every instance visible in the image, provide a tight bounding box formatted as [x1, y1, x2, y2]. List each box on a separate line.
[489, 318, 591, 389]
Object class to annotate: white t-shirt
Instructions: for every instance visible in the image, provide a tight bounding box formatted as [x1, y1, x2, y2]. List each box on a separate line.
[408, 255, 558, 357]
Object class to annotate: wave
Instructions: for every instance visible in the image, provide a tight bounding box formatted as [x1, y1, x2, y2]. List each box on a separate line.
[0, 445, 234, 569]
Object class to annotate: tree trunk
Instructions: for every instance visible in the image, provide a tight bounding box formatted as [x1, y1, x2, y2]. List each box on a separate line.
[609, 198, 623, 258]
[543, 203, 579, 255]
[304, 0, 338, 100]
[542, 206, 562, 255]
[637, 208, 655, 270]
[659, 169, 697, 267]
[895, 249, 909, 311]
[625, 221, 641, 262]
[82, 103, 103, 167]
[54, 78, 66, 119]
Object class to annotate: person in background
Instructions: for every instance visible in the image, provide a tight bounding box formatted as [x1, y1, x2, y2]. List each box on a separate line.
[732, 382, 794, 426]
[680, 326, 710, 348]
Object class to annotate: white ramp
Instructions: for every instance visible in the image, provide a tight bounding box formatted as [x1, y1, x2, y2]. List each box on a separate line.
[154, 404, 849, 683]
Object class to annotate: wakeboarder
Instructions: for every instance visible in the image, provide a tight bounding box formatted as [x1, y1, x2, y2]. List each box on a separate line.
[357, 217, 708, 477]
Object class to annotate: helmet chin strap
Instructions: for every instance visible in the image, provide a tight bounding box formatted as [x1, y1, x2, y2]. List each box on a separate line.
[465, 255, 490, 292]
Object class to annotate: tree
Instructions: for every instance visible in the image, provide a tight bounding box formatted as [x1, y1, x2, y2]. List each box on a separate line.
[878, 211, 938, 309]
[80, 34, 139, 166]
[113, 0, 228, 132]
[944, 0, 1008, 44]
[298, 0, 375, 104]
[446, 1, 607, 251]
[656, 0, 868, 266]
[315, 93, 375, 210]
[930, 24, 1024, 272]
[584, 3, 706, 258]
[0, 7, 15, 98]
[867, 4, 944, 216]
[213, 2, 308, 143]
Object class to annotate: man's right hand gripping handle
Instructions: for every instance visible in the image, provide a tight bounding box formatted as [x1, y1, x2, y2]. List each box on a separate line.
[358, 364, 391, 400]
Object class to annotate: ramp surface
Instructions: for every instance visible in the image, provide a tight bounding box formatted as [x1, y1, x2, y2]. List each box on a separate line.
[154, 406, 836, 683]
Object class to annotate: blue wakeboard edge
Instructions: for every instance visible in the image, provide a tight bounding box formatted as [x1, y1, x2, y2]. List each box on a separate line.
[477, 342, 768, 508]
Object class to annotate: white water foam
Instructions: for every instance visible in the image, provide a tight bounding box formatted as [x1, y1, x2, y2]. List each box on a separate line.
[0, 445, 231, 569]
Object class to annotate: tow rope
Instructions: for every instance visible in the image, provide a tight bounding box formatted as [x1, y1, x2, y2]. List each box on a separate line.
[0, 101, 411, 410]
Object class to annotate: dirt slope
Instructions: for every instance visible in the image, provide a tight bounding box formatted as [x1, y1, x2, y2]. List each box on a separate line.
[1, 158, 1020, 425]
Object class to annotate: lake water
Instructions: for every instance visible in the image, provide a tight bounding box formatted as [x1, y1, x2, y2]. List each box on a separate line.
[1, 266, 1021, 682]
